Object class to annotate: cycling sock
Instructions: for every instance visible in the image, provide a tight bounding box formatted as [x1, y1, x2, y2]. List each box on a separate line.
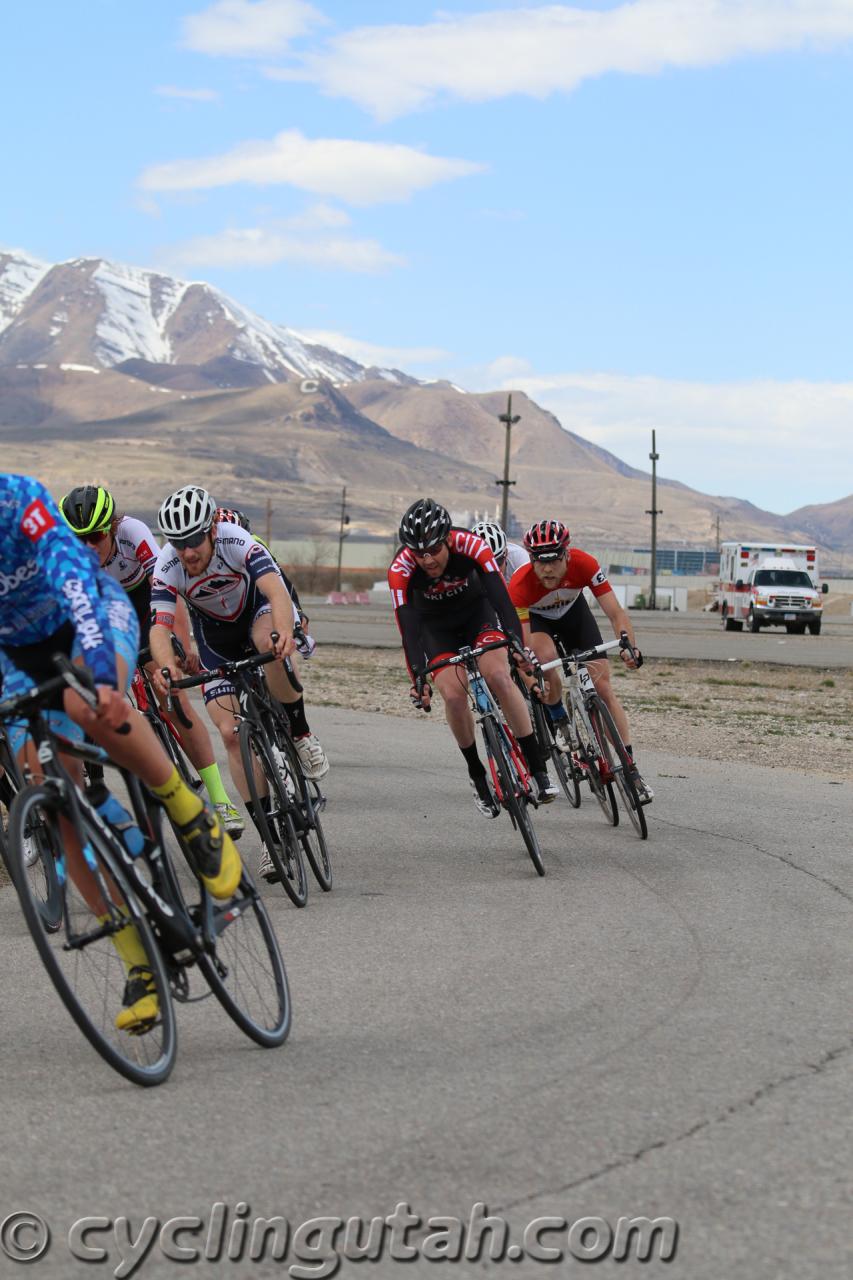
[460, 742, 486, 780]
[100, 910, 148, 973]
[517, 731, 545, 775]
[150, 766, 204, 826]
[545, 700, 568, 724]
[625, 744, 633, 758]
[198, 763, 231, 807]
[284, 696, 310, 738]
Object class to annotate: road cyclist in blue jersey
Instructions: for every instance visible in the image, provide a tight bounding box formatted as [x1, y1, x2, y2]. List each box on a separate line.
[0, 474, 242, 1034]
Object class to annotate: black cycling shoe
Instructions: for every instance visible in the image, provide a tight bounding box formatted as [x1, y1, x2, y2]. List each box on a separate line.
[115, 966, 159, 1035]
[470, 775, 499, 818]
[534, 772, 559, 804]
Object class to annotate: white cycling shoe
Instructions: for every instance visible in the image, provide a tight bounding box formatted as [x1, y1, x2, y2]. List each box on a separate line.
[294, 733, 329, 780]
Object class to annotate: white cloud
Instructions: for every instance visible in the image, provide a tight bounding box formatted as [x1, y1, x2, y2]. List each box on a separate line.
[182, 0, 324, 57]
[289, 1, 853, 118]
[294, 328, 449, 366]
[154, 85, 220, 101]
[137, 129, 485, 205]
[478, 367, 853, 509]
[165, 225, 405, 272]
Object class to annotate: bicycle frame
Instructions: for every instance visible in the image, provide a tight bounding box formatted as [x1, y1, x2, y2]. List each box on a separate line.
[539, 637, 621, 775]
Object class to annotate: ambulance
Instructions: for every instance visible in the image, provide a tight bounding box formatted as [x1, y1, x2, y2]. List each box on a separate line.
[718, 542, 826, 635]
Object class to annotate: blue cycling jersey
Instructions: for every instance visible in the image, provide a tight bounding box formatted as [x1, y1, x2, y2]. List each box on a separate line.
[0, 474, 119, 687]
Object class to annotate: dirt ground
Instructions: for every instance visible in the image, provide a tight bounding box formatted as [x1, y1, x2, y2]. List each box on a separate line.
[301, 645, 853, 781]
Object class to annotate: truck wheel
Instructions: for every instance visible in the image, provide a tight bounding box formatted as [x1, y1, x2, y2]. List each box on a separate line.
[808, 620, 822, 635]
[749, 612, 761, 633]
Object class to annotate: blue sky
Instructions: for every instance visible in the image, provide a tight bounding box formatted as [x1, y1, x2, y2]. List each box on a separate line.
[4, 0, 853, 512]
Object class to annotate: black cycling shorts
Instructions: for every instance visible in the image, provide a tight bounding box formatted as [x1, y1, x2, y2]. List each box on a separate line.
[419, 599, 506, 670]
[529, 593, 603, 653]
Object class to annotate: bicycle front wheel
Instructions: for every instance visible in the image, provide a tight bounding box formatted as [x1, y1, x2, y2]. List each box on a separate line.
[197, 878, 292, 1046]
[588, 700, 647, 839]
[239, 721, 308, 907]
[482, 717, 545, 876]
[9, 785, 176, 1087]
[271, 726, 332, 892]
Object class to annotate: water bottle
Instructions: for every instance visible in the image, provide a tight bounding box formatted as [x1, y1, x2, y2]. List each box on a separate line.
[86, 783, 145, 858]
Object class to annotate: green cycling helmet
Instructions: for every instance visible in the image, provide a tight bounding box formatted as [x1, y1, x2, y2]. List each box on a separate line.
[59, 485, 115, 535]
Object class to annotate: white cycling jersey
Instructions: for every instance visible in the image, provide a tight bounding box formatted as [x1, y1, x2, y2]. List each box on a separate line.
[502, 540, 529, 583]
[102, 515, 159, 592]
[151, 523, 297, 627]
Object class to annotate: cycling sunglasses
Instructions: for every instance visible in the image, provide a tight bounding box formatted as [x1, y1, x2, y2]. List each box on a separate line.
[412, 540, 447, 557]
[529, 548, 567, 562]
[171, 528, 211, 550]
[81, 529, 109, 546]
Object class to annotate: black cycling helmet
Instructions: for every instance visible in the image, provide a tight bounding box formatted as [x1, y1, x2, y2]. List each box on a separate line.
[59, 485, 115, 536]
[399, 498, 452, 552]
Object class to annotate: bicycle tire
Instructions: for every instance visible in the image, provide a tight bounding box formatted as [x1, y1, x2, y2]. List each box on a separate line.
[269, 720, 332, 892]
[581, 701, 614, 829]
[482, 716, 545, 876]
[588, 700, 647, 839]
[238, 721, 308, 907]
[530, 695, 581, 809]
[9, 784, 177, 1087]
[196, 881, 292, 1047]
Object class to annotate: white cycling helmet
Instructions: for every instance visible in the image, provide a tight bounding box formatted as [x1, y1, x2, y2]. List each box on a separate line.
[158, 485, 216, 542]
[471, 520, 508, 561]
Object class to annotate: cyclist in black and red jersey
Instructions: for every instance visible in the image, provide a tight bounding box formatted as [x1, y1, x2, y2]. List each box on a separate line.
[508, 519, 653, 803]
[388, 497, 557, 816]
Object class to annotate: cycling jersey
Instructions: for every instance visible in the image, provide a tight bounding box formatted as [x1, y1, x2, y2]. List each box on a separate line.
[508, 550, 611, 623]
[150, 524, 293, 628]
[388, 528, 522, 680]
[102, 515, 158, 593]
[0, 474, 120, 688]
[214, 510, 303, 616]
[502, 540, 529, 583]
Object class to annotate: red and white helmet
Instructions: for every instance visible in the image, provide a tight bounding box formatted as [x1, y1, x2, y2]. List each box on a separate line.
[523, 519, 570, 560]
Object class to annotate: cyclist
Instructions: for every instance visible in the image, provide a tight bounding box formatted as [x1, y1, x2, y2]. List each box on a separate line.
[150, 486, 325, 883]
[0, 474, 242, 1032]
[470, 519, 529, 584]
[389, 497, 556, 817]
[59, 485, 244, 837]
[508, 519, 653, 802]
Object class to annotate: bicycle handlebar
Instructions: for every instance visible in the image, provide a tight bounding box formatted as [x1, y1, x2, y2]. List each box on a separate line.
[536, 635, 622, 674]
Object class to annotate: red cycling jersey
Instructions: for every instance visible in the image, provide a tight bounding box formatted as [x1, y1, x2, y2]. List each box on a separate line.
[508, 549, 611, 623]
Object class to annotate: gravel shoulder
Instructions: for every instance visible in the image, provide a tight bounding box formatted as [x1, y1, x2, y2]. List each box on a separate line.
[302, 644, 853, 781]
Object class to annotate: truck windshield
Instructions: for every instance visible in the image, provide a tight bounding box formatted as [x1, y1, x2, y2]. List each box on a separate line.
[753, 570, 813, 588]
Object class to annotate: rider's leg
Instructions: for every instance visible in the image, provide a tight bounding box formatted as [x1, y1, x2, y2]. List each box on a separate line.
[479, 648, 549, 786]
[252, 612, 329, 779]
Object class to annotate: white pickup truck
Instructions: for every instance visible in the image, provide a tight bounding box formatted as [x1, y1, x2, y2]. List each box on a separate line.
[718, 543, 827, 635]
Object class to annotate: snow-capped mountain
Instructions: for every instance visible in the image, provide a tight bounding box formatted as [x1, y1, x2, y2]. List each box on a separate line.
[0, 248, 397, 386]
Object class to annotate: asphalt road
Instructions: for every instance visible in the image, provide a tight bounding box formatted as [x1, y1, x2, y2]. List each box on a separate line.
[1, 705, 851, 1279]
[308, 602, 853, 668]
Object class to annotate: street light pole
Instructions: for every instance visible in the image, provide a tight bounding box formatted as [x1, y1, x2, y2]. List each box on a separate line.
[335, 485, 350, 593]
[496, 393, 520, 530]
[646, 430, 662, 610]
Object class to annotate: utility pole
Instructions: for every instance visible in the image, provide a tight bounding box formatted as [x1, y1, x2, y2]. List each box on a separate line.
[714, 513, 721, 555]
[265, 496, 272, 545]
[496, 393, 520, 531]
[646, 430, 662, 610]
[335, 485, 350, 593]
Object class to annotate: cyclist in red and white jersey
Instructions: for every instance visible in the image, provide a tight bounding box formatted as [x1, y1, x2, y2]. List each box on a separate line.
[508, 519, 652, 802]
[59, 485, 244, 837]
[389, 497, 556, 816]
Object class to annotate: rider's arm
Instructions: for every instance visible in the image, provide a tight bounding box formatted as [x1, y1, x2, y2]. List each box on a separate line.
[597, 589, 636, 646]
[388, 550, 424, 683]
[480, 564, 524, 645]
[15, 479, 119, 687]
[255, 572, 298, 658]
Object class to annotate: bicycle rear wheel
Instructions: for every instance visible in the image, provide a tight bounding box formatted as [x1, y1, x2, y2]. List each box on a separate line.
[9, 785, 176, 1087]
[581, 701, 614, 829]
[482, 717, 545, 876]
[588, 700, 647, 839]
[239, 721, 308, 907]
[530, 695, 581, 808]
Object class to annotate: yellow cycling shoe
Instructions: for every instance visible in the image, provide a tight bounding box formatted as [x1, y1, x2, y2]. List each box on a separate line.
[115, 966, 160, 1035]
[177, 806, 242, 900]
